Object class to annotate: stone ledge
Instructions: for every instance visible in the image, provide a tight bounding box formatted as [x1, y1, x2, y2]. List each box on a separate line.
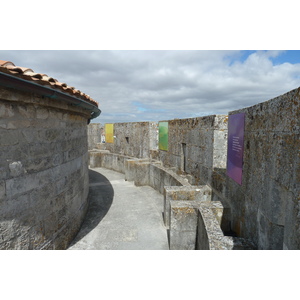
[164, 185, 212, 228]
[169, 201, 200, 250]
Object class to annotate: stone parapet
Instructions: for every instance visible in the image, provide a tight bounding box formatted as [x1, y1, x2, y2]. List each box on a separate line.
[89, 149, 258, 250]
[163, 185, 211, 228]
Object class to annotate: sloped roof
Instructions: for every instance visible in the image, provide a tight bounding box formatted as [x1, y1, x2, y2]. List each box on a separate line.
[0, 60, 98, 108]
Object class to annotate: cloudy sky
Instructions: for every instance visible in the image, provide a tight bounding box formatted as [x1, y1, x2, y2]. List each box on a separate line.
[1, 50, 300, 124]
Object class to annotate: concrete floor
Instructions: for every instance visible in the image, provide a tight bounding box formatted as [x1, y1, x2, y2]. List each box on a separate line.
[68, 167, 169, 250]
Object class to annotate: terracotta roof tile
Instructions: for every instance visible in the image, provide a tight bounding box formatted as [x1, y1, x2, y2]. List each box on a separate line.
[0, 60, 14, 67]
[0, 60, 98, 107]
[6, 65, 34, 74]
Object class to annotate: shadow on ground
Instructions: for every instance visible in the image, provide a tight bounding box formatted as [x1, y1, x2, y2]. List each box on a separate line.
[68, 169, 114, 247]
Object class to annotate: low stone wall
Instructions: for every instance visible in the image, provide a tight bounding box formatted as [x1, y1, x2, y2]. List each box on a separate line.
[197, 202, 256, 250]
[89, 150, 256, 250]
[169, 201, 200, 250]
[164, 185, 212, 228]
[165, 186, 255, 250]
[90, 150, 136, 174]
[0, 86, 91, 249]
[148, 164, 191, 194]
[90, 150, 190, 191]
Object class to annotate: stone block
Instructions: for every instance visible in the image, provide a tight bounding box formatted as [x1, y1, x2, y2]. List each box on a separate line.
[163, 185, 211, 227]
[213, 115, 228, 130]
[196, 202, 226, 250]
[210, 201, 225, 226]
[169, 201, 199, 250]
[134, 162, 150, 186]
[21, 129, 38, 143]
[0, 130, 20, 146]
[89, 150, 107, 168]
[6, 173, 39, 199]
[36, 107, 49, 119]
[0, 103, 15, 118]
[18, 104, 35, 119]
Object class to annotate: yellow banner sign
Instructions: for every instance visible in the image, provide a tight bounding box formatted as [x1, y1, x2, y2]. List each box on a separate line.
[105, 123, 114, 143]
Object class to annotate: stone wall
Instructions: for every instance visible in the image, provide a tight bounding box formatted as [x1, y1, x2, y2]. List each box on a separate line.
[212, 87, 300, 249]
[0, 86, 91, 249]
[89, 150, 255, 250]
[87, 88, 300, 250]
[87, 123, 103, 150]
[158, 115, 228, 185]
[103, 122, 158, 159]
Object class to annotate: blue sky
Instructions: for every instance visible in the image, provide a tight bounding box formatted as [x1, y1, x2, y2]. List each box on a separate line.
[229, 50, 300, 65]
[270, 50, 300, 65]
[1, 50, 300, 124]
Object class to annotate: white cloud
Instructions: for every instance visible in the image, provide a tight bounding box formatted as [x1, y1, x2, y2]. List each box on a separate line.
[1, 50, 300, 123]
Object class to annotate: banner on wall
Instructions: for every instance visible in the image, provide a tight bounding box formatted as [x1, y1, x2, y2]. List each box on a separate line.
[226, 113, 245, 185]
[105, 123, 114, 143]
[159, 121, 168, 151]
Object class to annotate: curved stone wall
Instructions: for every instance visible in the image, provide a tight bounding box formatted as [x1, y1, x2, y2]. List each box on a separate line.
[212, 87, 300, 249]
[0, 86, 92, 249]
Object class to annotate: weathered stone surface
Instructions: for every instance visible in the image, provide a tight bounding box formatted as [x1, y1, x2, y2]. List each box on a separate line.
[132, 162, 151, 186]
[36, 107, 49, 119]
[211, 87, 300, 249]
[0, 130, 20, 146]
[210, 201, 225, 226]
[124, 159, 140, 182]
[163, 185, 212, 227]
[87, 123, 104, 150]
[102, 121, 158, 158]
[0, 85, 91, 250]
[18, 104, 35, 119]
[169, 201, 199, 250]
[197, 202, 226, 250]
[157, 115, 228, 185]
[0, 102, 15, 118]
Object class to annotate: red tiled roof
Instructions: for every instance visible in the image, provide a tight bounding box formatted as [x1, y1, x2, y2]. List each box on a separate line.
[0, 60, 98, 107]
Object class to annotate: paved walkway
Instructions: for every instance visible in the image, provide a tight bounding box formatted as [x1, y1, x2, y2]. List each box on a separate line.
[68, 167, 169, 250]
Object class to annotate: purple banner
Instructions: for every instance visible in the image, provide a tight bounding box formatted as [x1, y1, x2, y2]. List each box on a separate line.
[226, 113, 245, 185]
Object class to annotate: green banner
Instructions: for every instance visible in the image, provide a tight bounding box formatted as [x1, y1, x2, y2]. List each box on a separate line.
[159, 122, 168, 151]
